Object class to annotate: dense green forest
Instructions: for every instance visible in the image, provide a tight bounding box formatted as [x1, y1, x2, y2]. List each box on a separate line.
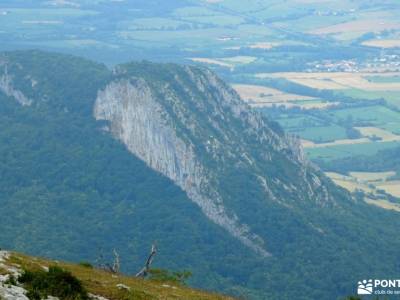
[1, 51, 400, 299]
[0, 51, 265, 297]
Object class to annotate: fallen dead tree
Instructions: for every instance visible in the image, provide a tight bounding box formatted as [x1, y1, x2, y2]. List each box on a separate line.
[135, 244, 157, 278]
[96, 248, 120, 274]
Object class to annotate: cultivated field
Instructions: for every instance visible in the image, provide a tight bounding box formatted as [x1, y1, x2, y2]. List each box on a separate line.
[362, 39, 400, 48]
[256, 72, 400, 91]
[222, 56, 257, 64]
[190, 58, 233, 68]
[375, 181, 400, 198]
[232, 84, 335, 109]
[326, 171, 400, 201]
[355, 127, 400, 142]
[349, 171, 396, 182]
[248, 42, 279, 49]
[306, 141, 400, 161]
[364, 198, 400, 212]
[309, 20, 400, 37]
[233, 84, 314, 102]
[301, 137, 373, 148]
[190, 56, 256, 69]
[325, 172, 374, 193]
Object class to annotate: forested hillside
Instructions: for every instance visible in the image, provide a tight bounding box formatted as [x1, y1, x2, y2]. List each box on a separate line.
[1, 51, 400, 299]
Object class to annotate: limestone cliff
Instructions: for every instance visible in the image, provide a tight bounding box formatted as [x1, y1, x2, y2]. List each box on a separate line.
[94, 78, 269, 256]
[94, 63, 334, 255]
[0, 66, 33, 106]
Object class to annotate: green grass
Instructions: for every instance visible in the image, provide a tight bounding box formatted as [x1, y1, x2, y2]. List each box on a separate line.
[339, 89, 400, 108]
[173, 6, 220, 17]
[338, 89, 383, 100]
[290, 99, 327, 105]
[4, 253, 233, 300]
[307, 141, 400, 161]
[120, 18, 191, 30]
[214, 0, 269, 12]
[0, 8, 98, 38]
[330, 105, 400, 126]
[117, 28, 232, 44]
[180, 15, 245, 26]
[365, 75, 400, 83]
[291, 125, 348, 143]
[0, 8, 97, 28]
[22, 39, 119, 50]
[278, 14, 353, 32]
[276, 115, 325, 129]
[380, 122, 400, 135]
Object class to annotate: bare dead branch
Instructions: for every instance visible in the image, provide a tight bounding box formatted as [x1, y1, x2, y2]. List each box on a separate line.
[112, 248, 120, 273]
[96, 248, 121, 274]
[135, 243, 157, 278]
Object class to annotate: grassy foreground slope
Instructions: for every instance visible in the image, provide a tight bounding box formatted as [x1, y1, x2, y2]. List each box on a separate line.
[0, 251, 233, 300]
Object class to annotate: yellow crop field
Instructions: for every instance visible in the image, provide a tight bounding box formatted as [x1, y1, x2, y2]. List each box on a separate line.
[326, 171, 400, 201]
[333, 77, 400, 91]
[222, 56, 257, 64]
[301, 137, 371, 148]
[355, 127, 400, 142]
[292, 78, 347, 89]
[256, 72, 400, 91]
[248, 42, 279, 49]
[190, 58, 233, 68]
[309, 20, 400, 36]
[325, 172, 374, 193]
[233, 84, 314, 102]
[349, 171, 396, 182]
[362, 39, 400, 48]
[190, 56, 256, 69]
[375, 181, 400, 198]
[232, 84, 335, 109]
[364, 198, 400, 212]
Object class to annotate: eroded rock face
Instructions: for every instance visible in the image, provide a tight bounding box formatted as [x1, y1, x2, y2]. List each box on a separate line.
[0, 68, 33, 106]
[94, 78, 270, 256]
[93, 65, 336, 256]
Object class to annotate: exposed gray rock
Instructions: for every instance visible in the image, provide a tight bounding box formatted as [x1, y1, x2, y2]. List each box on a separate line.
[0, 251, 28, 300]
[89, 293, 110, 300]
[0, 251, 20, 278]
[0, 68, 32, 106]
[116, 283, 130, 291]
[94, 78, 270, 256]
[94, 66, 335, 256]
[0, 283, 29, 300]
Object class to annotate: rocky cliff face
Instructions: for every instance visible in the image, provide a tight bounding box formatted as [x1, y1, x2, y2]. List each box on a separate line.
[0, 63, 33, 106]
[94, 63, 335, 255]
[94, 78, 269, 256]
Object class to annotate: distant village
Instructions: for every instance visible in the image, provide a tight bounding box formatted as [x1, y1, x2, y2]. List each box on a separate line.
[307, 54, 400, 73]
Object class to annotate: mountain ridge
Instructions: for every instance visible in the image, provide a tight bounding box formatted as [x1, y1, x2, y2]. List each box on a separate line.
[1, 50, 400, 299]
[94, 61, 343, 257]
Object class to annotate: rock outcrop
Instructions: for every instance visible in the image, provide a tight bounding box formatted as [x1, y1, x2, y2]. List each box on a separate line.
[94, 64, 334, 255]
[94, 78, 270, 256]
[0, 69, 33, 106]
